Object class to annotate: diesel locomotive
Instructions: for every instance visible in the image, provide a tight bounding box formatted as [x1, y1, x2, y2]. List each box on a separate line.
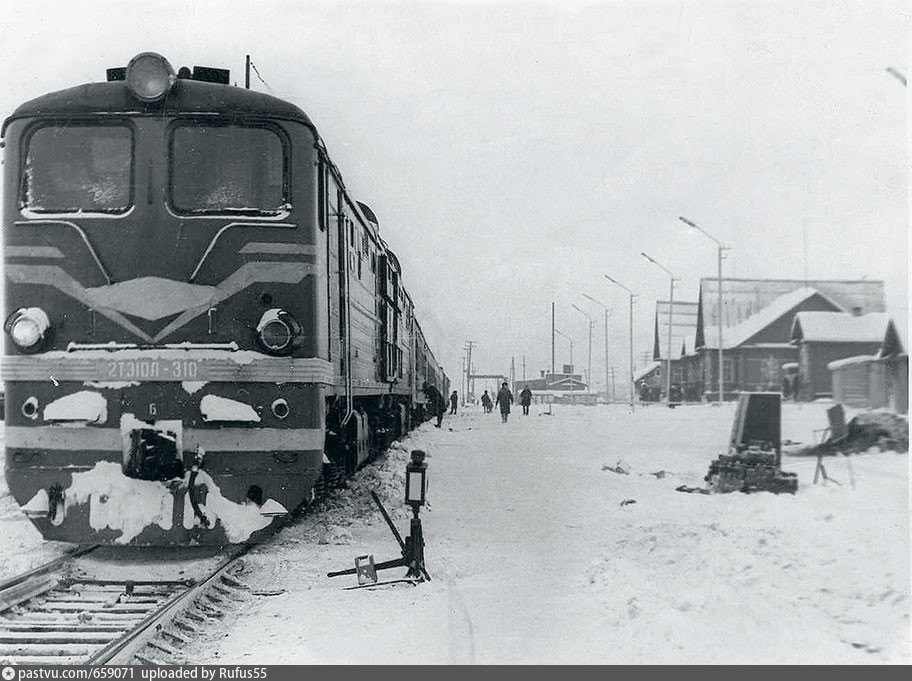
[1, 53, 449, 545]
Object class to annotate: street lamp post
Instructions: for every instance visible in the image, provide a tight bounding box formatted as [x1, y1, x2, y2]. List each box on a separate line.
[604, 275, 637, 411]
[582, 294, 612, 403]
[571, 304, 594, 394]
[641, 252, 680, 407]
[679, 216, 730, 404]
[554, 328, 574, 367]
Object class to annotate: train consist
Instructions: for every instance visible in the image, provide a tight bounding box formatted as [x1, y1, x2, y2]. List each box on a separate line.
[1, 53, 449, 546]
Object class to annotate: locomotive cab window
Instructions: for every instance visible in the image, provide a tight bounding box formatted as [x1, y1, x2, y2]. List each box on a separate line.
[22, 124, 133, 214]
[169, 124, 287, 216]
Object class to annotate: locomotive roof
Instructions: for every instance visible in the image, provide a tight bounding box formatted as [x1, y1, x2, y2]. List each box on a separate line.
[2, 79, 315, 134]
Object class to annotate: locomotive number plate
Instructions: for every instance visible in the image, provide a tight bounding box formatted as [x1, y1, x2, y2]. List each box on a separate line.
[106, 358, 200, 381]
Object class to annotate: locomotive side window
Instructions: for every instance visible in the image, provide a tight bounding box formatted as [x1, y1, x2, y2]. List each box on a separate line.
[170, 124, 287, 215]
[22, 124, 133, 214]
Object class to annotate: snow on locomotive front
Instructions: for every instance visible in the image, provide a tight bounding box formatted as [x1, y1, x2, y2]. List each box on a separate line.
[1, 53, 330, 545]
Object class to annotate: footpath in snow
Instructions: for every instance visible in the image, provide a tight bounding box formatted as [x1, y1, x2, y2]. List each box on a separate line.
[1, 402, 909, 663]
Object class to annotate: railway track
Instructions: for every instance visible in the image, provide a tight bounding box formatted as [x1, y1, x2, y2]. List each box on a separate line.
[0, 545, 249, 665]
[0, 431, 416, 665]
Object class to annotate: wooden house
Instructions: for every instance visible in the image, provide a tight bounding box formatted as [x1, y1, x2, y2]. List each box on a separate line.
[791, 311, 902, 400]
[694, 278, 885, 399]
[652, 300, 700, 401]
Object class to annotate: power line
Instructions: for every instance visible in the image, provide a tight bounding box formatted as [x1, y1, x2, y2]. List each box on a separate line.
[248, 60, 275, 95]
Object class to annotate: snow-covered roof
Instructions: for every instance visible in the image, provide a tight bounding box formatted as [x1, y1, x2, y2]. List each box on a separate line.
[533, 389, 597, 395]
[790, 312, 895, 345]
[548, 377, 587, 389]
[701, 287, 842, 350]
[633, 362, 661, 382]
[653, 300, 699, 360]
[827, 354, 879, 370]
[698, 277, 885, 331]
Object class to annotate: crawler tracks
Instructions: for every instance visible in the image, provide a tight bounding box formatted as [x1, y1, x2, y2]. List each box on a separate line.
[0, 546, 248, 665]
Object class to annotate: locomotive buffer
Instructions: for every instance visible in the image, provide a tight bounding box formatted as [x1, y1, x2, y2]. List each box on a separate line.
[328, 450, 431, 586]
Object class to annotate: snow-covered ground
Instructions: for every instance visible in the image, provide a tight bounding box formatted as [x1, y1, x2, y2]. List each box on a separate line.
[1, 402, 909, 664]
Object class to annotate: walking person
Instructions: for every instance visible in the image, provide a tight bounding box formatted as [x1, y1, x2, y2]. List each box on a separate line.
[449, 390, 458, 415]
[495, 381, 513, 423]
[481, 390, 493, 413]
[519, 385, 532, 415]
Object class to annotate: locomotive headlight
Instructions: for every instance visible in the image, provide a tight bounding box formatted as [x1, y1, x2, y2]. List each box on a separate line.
[5, 307, 50, 350]
[256, 308, 301, 354]
[126, 52, 176, 102]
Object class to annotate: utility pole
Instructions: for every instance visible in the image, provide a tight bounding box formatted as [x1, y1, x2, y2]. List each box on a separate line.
[510, 356, 516, 389]
[245, 55, 251, 89]
[605, 275, 637, 411]
[463, 341, 477, 403]
[551, 302, 556, 378]
[641, 252, 679, 407]
[680, 217, 730, 404]
[583, 293, 611, 404]
[554, 329, 574, 370]
[571, 303, 594, 394]
[522, 354, 526, 382]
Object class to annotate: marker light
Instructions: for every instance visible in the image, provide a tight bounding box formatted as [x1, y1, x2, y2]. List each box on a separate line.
[256, 309, 301, 354]
[125, 52, 176, 102]
[6, 307, 50, 350]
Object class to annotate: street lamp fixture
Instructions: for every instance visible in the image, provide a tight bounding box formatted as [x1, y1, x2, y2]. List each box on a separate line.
[604, 275, 637, 411]
[641, 252, 680, 407]
[679, 216, 730, 404]
[582, 293, 613, 403]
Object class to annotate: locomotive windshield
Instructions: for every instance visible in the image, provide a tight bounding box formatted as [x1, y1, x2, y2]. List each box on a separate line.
[169, 124, 286, 216]
[22, 124, 133, 214]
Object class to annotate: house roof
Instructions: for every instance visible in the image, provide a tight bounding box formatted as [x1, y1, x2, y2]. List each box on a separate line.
[827, 354, 880, 371]
[700, 287, 842, 350]
[653, 301, 699, 360]
[633, 362, 661, 382]
[790, 312, 899, 347]
[548, 376, 587, 388]
[696, 278, 885, 346]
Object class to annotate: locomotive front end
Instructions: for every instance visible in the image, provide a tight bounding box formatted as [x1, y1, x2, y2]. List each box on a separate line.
[2, 54, 327, 545]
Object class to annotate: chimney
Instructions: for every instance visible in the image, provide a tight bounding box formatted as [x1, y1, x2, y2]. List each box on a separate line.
[540, 370, 546, 378]
[851, 306, 863, 316]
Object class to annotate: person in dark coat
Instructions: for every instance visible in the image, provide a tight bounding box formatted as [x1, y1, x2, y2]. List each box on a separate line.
[480, 390, 493, 413]
[449, 391, 458, 415]
[424, 383, 447, 428]
[519, 386, 532, 415]
[495, 382, 513, 423]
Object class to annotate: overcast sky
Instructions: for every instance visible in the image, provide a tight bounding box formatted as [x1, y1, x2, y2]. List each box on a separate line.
[2, 0, 907, 391]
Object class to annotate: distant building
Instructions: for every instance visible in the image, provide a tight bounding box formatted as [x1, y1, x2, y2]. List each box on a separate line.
[652, 300, 699, 401]
[633, 362, 662, 402]
[515, 365, 587, 394]
[790, 310, 903, 400]
[694, 278, 885, 399]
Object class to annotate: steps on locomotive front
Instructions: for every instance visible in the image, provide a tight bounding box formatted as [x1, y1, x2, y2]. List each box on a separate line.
[0, 577, 192, 664]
